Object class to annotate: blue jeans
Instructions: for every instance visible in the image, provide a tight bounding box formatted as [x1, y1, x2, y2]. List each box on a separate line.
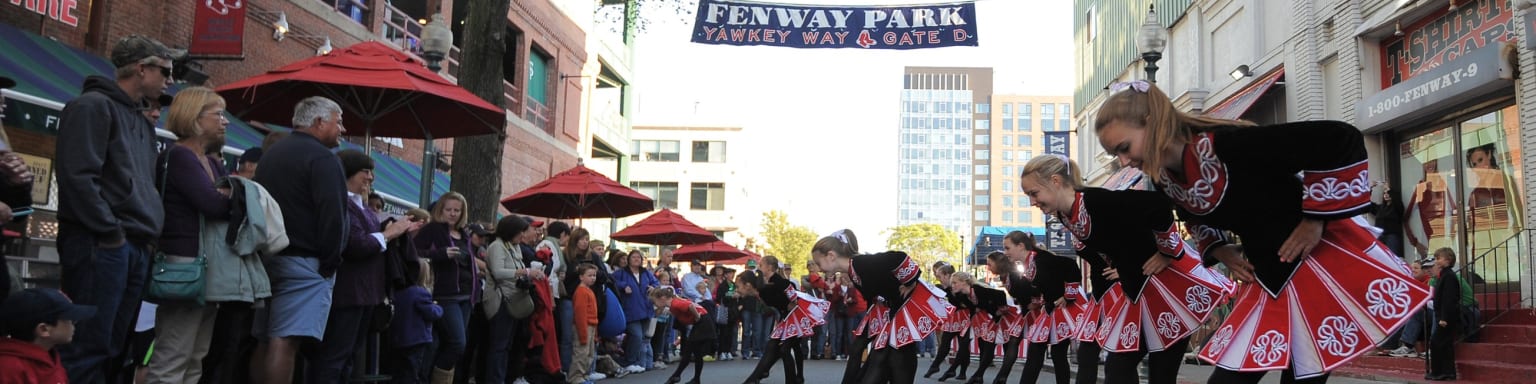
[486, 307, 529, 383]
[718, 321, 739, 355]
[812, 324, 826, 357]
[391, 344, 429, 384]
[921, 333, 936, 355]
[557, 299, 574, 372]
[741, 309, 760, 356]
[57, 233, 149, 384]
[844, 313, 865, 357]
[756, 309, 778, 356]
[431, 299, 472, 370]
[828, 316, 847, 356]
[625, 320, 654, 368]
[1401, 308, 1435, 345]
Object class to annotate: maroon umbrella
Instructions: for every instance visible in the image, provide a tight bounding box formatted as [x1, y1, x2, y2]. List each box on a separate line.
[610, 209, 718, 245]
[216, 41, 503, 139]
[671, 240, 752, 262]
[712, 249, 762, 265]
[500, 164, 654, 219]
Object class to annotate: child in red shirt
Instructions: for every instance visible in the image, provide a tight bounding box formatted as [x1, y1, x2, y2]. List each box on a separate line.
[0, 288, 96, 384]
[569, 264, 601, 384]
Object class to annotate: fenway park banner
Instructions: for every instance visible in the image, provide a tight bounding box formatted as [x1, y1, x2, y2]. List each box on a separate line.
[690, 0, 979, 49]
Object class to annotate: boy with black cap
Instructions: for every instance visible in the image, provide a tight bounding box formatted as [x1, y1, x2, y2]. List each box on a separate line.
[0, 288, 98, 383]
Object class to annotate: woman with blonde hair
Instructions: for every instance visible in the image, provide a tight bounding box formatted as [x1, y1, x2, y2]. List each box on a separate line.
[1018, 154, 1233, 384]
[811, 229, 952, 384]
[145, 86, 234, 384]
[412, 192, 479, 381]
[1094, 80, 1429, 383]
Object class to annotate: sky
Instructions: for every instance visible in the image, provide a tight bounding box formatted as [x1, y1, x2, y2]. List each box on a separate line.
[625, 0, 1076, 247]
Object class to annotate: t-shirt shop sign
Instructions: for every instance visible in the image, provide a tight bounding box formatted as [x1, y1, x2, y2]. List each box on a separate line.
[690, 0, 979, 50]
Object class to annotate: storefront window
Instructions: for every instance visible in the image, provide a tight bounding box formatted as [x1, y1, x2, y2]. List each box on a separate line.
[1400, 126, 1460, 262]
[1397, 105, 1524, 283]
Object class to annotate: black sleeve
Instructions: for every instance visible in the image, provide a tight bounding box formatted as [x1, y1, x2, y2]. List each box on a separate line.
[1435, 270, 1462, 323]
[312, 153, 349, 277]
[1218, 121, 1374, 219]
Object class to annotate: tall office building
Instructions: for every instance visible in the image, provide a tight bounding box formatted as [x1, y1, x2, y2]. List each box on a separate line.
[897, 67, 993, 239]
[987, 95, 1072, 230]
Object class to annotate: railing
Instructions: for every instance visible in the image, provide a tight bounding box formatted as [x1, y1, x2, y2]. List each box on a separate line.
[502, 80, 523, 117]
[316, 0, 370, 26]
[1462, 229, 1533, 340]
[379, 2, 423, 56]
[524, 97, 553, 133]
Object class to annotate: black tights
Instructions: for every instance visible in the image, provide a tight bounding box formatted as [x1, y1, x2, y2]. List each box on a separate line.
[1075, 341, 1101, 384]
[1103, 338, 1188, 384]
[991, 337, 1022, 384]
[928, 331, 969, 375]
[969, 339, 997, 382]
[748, 337, 802, 383]
[1021, 341, 1070, 384]
[1206, 368, 1331, 384]
[671, 339, 711, 382]
[858, 343, 918, 384]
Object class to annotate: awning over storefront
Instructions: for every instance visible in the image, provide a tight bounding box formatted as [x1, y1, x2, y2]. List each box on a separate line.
[0, 23, 448, 208]
[1204, 68, 1284, 120]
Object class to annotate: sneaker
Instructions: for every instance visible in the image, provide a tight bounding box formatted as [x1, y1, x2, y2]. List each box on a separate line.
[703, 355, 716, 362]
[587, 373, 607, 381]
[513, 378, 531, 384]
[625, 365, 645, 373]
[1388, 346, 1415, 357]
[654, 362, 668, 369]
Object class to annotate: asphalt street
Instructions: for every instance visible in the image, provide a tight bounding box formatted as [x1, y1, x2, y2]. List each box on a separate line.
[593, 355, 1397, 384]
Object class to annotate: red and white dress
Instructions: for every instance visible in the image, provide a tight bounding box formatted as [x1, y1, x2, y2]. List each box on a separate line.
[940, 285, 973, 335]
[770, 286, 832, 340]
[1151, 122, 1430, 378]
[966, 285, 1024, 345]
[1061, 188, 1236, 353]
[850, 251, 954, 350]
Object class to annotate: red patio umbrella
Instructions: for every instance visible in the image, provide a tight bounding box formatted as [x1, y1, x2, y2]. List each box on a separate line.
[609, 209, 718, 246]
[216, 41, 503, 140]
[216, 41, 505, 206]
[671, 240, 752, 262]
[500, 164, 654, 219]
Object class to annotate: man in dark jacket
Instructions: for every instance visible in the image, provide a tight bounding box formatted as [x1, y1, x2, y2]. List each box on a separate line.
[306, 150, 417, 382]
[252, 96, 349, 384]
[1, 75, 35, 301]
[53, 35, 178, 384]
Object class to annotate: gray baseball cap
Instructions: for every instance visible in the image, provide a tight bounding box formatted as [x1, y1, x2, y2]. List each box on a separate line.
[110, 35, 184, 68]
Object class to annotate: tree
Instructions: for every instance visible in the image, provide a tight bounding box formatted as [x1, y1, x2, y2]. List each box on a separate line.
[449, 0, 512, 224]
[884, 223, 963, 275]
[595, 0, 698, 35]
[760, 210, 817, 279]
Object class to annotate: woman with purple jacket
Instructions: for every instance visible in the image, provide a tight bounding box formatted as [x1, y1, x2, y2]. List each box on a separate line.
[412, 192, 479, 382]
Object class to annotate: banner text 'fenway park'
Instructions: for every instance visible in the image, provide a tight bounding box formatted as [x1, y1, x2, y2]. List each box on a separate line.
[690, 0, 979, 50]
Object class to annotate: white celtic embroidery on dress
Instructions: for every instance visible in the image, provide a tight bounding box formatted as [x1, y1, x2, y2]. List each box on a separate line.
[1205, 325, 1235, 357]
[1249, 330, 1288, 366]
[1155, 312, 1182, 339]
[917, 317, 935, 333]
[1158, 134, 1227, 215]
[1303, 169, 1371, 204]
[1185, 285, 1215, 313]
[1315, 316, 1360, 357]
[1066, 193, 1091, 238]
[1366, 278, 1412, 319]
[1120, 323, 1140, 349]
[1055, 321, 1072, 337]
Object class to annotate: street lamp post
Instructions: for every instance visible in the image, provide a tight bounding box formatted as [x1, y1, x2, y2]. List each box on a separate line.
[1137, 4, 1169, 83]
[421, 13, 453, 72]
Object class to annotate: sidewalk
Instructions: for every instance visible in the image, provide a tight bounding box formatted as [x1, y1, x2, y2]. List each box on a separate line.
[1039, 360, 1405, 384]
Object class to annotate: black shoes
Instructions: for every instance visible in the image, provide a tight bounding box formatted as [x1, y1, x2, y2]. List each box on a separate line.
[925, 366, 942, 378]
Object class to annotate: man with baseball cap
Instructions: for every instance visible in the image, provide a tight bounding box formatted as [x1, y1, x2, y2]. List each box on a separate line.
[0, 288, 97, 383]
[55, 34, 181, 383]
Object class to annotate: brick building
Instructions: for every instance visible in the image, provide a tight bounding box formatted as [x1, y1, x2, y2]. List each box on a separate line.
[2, 0, 603, 280]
